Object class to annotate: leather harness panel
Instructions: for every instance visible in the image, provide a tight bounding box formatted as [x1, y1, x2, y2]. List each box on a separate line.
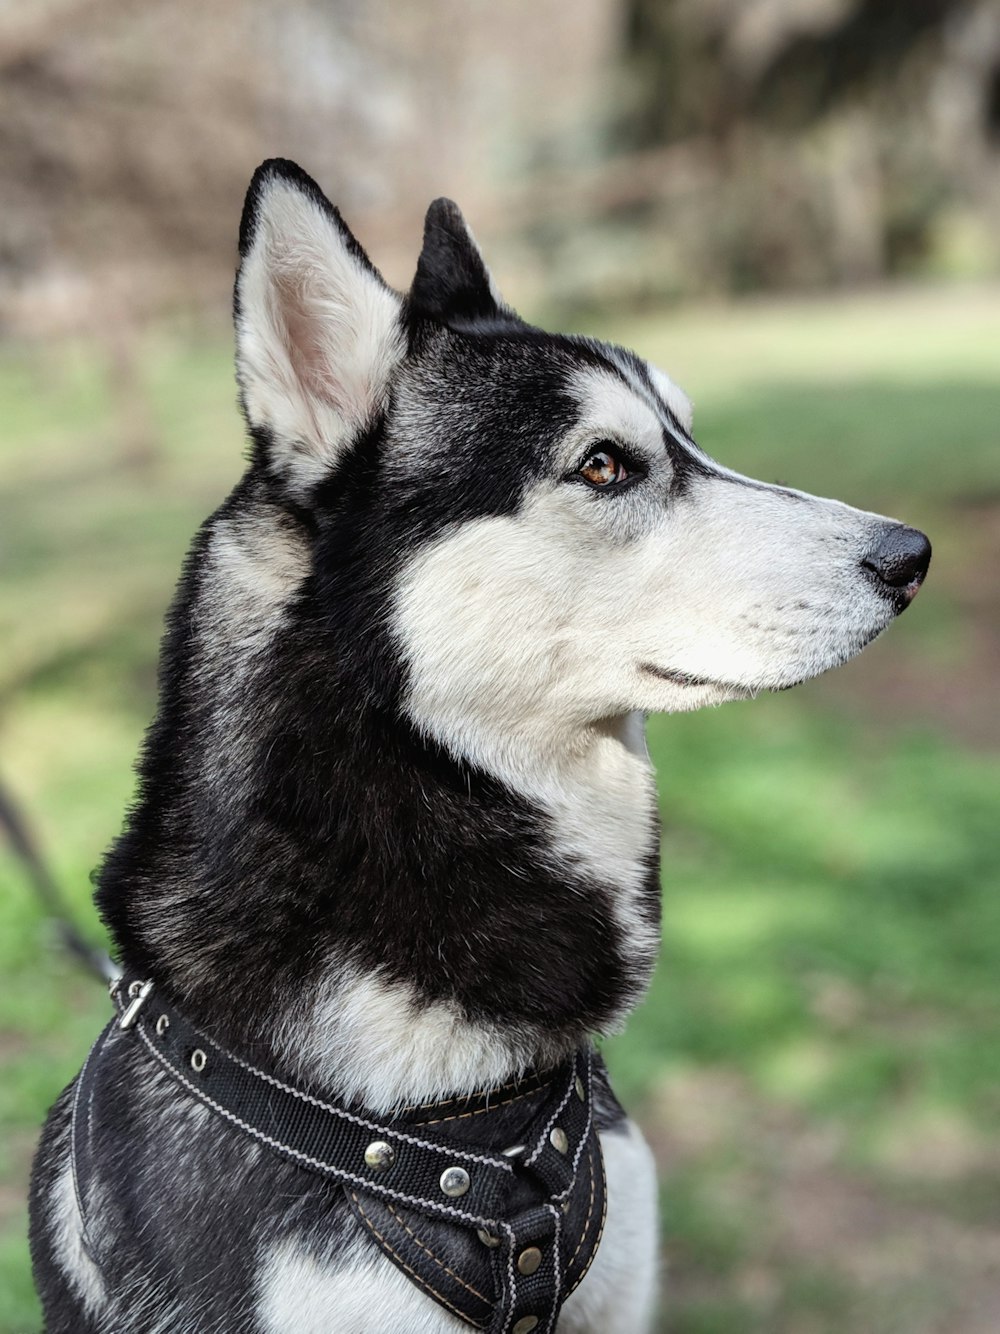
[72, 976, 626, 1332]
[348, 1131, 607, 1328]
[346, 1065, 619, 1328]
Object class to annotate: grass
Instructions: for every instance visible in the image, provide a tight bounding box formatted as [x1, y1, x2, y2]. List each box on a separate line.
[1, 283, 999, 1332]
[614, 710, 1000, 1123]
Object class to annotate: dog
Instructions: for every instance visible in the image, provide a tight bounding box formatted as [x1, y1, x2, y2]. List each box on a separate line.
[29, 158, 930, 1333]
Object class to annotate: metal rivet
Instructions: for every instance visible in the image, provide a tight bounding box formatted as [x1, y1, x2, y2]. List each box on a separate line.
[364, 1140, 395, 1171]
[439, 1166, 471, 1198]
[574, 1075, 585, 1101]
[155, 1015, 170, 1037]
[190, 1049, 207, 1073]
[477, 1228, 501, 1248]
[502, 1143, 526, 1159]
[549, 1126, 568, 1154]
[517, 1246, 542, 1276]
[513, 1318, 539, 1334]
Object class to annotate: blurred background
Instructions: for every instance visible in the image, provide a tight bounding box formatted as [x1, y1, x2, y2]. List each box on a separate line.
[1, 0, 999, 1329]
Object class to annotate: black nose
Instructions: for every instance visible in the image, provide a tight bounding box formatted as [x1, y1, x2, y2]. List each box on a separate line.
[862, 524, 932, 592]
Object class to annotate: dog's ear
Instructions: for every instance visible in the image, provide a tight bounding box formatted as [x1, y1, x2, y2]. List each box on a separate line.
[410, 198, 508, 325]
[235, 159, 404, 489]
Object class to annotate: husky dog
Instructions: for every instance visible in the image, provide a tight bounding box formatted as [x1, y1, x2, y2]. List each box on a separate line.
[29, 159, 930, 1333]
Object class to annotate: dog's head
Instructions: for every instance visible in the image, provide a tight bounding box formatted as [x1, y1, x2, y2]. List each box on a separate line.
[99, 160, 933, 1054]
[232, 159, 929, 769]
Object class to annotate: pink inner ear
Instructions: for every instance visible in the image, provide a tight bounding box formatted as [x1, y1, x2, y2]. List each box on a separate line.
[274, 267, 342, 416]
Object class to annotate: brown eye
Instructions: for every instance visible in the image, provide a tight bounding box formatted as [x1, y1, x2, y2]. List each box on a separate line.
[578, 448, 629, 487]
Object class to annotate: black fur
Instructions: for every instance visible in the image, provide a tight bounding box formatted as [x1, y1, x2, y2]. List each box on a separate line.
[410, 197, 505, 325]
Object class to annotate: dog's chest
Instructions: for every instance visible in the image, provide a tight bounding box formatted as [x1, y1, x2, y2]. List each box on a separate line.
[66, 1015, 637, 1333]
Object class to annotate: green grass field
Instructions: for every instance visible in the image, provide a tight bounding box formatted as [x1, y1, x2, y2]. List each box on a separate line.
[1, 284, 998, 1332]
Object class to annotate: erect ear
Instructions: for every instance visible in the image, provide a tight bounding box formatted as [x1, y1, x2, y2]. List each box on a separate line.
[235, 159, 404, 490]
[409, 198, 510, 325]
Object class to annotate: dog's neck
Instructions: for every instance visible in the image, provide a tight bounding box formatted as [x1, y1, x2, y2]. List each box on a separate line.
[97, 485, 662, 1112]
[271, 717, 660, 1110]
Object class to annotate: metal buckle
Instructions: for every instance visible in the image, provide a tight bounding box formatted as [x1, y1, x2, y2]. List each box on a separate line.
[118, 979, 155, 1030]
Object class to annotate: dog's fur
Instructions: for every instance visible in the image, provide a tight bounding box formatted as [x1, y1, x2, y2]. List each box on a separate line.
[29, 160, 929, 1333]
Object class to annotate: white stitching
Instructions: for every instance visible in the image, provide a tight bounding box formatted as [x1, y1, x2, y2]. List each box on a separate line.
[133, 1023, 504, 1229]
[544, 1204, 562, 1334]
[132, 1003, 512, 1175]
[352, 1193, 477, 1324]
[383, 1202, 491, 1302]
[526, 1052, 581, 1168]
[198, 1022, 512, 1168]
[499, 1221, 518, 1334]
[525, 1058, 578, 1168]
[553, 1050, 594, 1202]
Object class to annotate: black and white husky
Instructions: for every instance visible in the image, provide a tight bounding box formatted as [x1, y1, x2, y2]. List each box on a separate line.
[29, 159, 930, 1333]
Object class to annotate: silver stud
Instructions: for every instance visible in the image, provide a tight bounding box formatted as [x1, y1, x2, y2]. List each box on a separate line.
[549, 1126, 568, 1154]
[155, 1014, 170, 1037]
[364, 1140, 395, 1171]
[574, 1075, 585, 1101]
[439, 1166, 471, 1197]
[517, 1246, 542, 1276]
[502, 1143, 526, 1159]
[190, 1049, 207, 1073]
[513, 1318, 539, 1334]
[477, 1228, 501, 1248]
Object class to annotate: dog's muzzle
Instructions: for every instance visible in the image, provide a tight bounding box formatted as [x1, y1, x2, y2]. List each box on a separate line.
[74, 975, 617, 1332]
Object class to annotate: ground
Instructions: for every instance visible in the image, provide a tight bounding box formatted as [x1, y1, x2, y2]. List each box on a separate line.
[1, 283, 998, 1332]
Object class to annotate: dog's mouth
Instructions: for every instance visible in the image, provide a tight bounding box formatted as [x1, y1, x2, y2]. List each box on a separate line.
[640, 662, 832, 697]
[641, 620, 890, 698]
[640, 663, 758, 697]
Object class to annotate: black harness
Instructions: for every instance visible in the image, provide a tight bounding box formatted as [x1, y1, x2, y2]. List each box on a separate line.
[73, 976, 610, 1332]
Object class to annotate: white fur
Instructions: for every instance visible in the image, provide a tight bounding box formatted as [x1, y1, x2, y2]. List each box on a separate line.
[646, 362, 695, 434]
[395, 361, 900, 734]
[197, 506, 310, 660]
[276, 961, 563, 1114]
[194, 504, 310, 773]
[560, 1123, 659, 1333]
[257, 1234, 467, 1333]
[49, 1155, 108, 1318]
[603, 343, 695, 436]
[236, 175, 405, 493]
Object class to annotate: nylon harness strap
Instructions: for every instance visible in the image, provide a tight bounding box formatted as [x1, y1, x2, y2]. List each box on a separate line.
[80, 975, 605, 1332]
